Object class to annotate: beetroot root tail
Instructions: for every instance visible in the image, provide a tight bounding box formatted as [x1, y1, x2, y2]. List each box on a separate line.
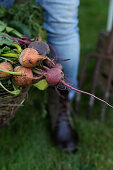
[61, 80, 113, 109]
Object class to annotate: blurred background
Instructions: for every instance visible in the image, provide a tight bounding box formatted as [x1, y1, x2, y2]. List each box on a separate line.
[1, 0, 113, 169]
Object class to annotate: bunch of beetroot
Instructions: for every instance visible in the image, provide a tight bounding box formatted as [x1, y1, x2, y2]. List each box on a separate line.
[0, 36, 113, 108]
[0, 39, 62, 86]
[0, 36, 65, 94]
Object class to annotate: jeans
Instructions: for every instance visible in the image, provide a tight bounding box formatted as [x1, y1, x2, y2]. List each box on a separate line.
[0, 0, 80, 100]
[0, 0, 14, 8]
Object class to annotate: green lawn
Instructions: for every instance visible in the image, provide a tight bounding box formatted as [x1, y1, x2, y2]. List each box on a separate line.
[1, 0, 113, 169]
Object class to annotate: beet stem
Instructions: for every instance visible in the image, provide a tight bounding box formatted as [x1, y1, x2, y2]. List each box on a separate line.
[48, 43, 57, 62]
[32, 75, 43, 80]
[0, 81, 20, 95]
[43, 66, 50, 72]
[33, 69, 46, 76]
[11, 44, 22, 53]
[45, 57, 55, 66]
[0, 57, 14, 63]
[35, 37, 38, 41]
[57, 59, 71, 62]
[61, 80, 113, 109]
[0, 69, 22, 75]
[1, 53, 19, 58]
[12, 38, 30, 45]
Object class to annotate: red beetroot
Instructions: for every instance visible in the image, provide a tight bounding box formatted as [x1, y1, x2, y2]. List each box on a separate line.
[55, 63, 63, 70]
[0, 62, 13, 78]
[43, 66, 113, 108]
[13, 66, 33, 86]
[45, 67, 64, 85]
[28, 41, 50, 56]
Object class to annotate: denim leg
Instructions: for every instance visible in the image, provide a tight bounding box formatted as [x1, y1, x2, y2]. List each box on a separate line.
[36, 0, 80, 100]
[0, 0, 14, 8]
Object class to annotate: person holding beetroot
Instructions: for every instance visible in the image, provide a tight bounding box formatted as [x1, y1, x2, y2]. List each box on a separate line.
[0, 0, 80, 152]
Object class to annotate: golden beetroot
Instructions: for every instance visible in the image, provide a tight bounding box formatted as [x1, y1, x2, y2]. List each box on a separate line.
[13, 66, 33, 86]
[19, 48, 41, 68]
[0, 62, 13, 78]
[19, 48, 55, 68]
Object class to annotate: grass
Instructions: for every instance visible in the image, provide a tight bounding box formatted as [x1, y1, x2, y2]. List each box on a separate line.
[1, 0, 113, 169]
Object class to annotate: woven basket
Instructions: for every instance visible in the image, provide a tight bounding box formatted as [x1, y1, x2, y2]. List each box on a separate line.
[0, 81, 30, 128]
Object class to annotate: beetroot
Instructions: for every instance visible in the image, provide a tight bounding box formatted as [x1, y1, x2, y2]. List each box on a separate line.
[13, 66, 33, 86]
[19, 48, 55, 68]
[28, 41, 50, 56]
[46, 67, 64, 85]
[19, 48, 41, 68]
[55, 63, 63, 70]
[35, 65, 113, 108]
[0, 62, 13, 78]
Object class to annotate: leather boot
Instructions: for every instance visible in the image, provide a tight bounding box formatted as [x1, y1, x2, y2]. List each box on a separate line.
[48, 87, 78, 152]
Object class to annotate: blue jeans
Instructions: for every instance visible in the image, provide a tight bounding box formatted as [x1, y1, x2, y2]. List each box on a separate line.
[0, 0, 80, 100]
[0, 0, 14, 8]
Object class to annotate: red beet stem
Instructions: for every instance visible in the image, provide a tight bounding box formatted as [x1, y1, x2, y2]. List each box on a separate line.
[21, 37, 32, 42]
[33, 69, 47, 77]
[48, 43, 57, 62]
[43, 66, 50, 72]
[57, 59, 71, 62]
[61, 80, 113, 108]
[35, 37, 39, 41]
[12, 37, 30, 45]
